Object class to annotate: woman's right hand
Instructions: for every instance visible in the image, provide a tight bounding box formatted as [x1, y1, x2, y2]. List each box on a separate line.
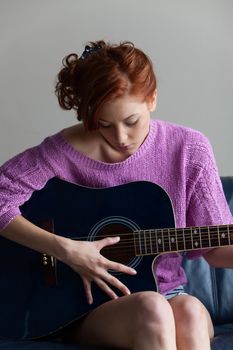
[0, 216, 136, 305]
[58, 236, 137, 305]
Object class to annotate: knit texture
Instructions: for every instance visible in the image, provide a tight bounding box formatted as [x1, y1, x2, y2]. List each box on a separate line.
[0, 119, 232, 294]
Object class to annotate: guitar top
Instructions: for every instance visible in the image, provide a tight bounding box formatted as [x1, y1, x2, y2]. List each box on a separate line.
[0, 178, 174, 339]
[0, 178, 232, 340]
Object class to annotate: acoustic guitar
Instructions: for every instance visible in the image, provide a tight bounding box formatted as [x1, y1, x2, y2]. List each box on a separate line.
[0, 178, 231, 340]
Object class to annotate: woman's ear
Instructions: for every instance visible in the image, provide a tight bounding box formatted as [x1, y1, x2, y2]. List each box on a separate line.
[148, 90, 157, 112]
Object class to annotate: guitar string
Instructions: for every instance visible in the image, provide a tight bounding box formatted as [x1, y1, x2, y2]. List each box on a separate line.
[43, 228, 233, 257]
[69, 225, 233, 241]
[70, 235, 232, 247]
[96, 238, 232, 256]
[71, 228, 233, 242]
[51, 237, 231, 256]
[102, 236, 230, 249]
[67, 231, 232, 253]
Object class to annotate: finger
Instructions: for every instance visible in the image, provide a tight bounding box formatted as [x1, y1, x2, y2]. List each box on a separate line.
[83, 278, 93, 305]
[109, 261, 137, 275]
[94, 277, 119, 300]
[95, 236, 120, 250]
[103, 272, 131, 296]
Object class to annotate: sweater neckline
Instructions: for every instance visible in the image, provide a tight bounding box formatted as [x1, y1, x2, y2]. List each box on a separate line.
[54, 119, 157, 169]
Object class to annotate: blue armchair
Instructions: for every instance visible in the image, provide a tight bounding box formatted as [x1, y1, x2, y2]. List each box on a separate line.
[183, 176, 233, 350]
[0, 177, 233, 350]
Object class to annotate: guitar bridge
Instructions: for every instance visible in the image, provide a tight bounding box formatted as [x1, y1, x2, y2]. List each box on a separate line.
[40, 219, 57, 287]
[40, 253, 57, 287]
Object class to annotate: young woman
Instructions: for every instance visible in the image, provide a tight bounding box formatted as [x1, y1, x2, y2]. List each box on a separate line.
[0, 40, 232, 350]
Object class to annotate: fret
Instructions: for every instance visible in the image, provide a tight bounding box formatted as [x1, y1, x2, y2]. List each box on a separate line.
[218, 225, 231, 247]
[143, 230, 147, 255]
[184, 228, 193, 250]
[195, 226, 202, 248]
[167, 229, 171, 251]
[153, 229, 159, 254]
[135, 231, 149, 256]
[154, 229, 163, 253]
[149, 229, 158, 255]
[176, 228, 185, 251]
[137, 231, 146, 255]
[209, 226, 219, 247]
[208, 226, 211, 247]
[182, 228, 186, 250]
[190, 227, 194, 249]
[134, 224, 233, 256]
[144, 230, 152, 255]
[149, 229, 158, 254]
[134, 231, 141, 256]
[162, 229, 165, 252]
[191, 227, 201, 249]
[146, 229, 158, 255]
[162, 229, 170, 252]
[217, 226, 220, 246]
[168, 228, 178, 251]
[199, 227, 202, 248]
[230, 225, 233, 244]
[199, 227, 210, 248]
[138, 231, 143, 255]
[228, 225, 231, 245]
[190, 228, 194, 249]
[149, 230, 153, 254]
[142, 230, 147, 255]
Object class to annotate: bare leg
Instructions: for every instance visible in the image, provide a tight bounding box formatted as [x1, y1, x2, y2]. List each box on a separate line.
[65, 291, 177, 350]
[169, 295, 214, 350]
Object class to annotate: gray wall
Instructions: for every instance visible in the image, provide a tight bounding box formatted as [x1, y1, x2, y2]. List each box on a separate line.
[0, 0, 232, 174]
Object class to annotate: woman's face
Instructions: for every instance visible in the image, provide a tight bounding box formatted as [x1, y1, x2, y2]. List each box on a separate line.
[96, 94, 156, 159]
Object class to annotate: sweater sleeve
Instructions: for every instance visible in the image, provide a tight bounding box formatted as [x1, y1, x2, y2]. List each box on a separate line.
[0, 142, 56, 231]
[185, 134, 233, 259]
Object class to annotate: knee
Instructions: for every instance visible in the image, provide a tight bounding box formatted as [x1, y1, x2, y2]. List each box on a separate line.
[172, 296, 208, 331]
[133, 291, 175, 330]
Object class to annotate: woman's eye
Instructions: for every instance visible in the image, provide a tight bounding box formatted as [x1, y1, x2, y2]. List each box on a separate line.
[125, 119, 138, 127]
[98, 123, 111, 129]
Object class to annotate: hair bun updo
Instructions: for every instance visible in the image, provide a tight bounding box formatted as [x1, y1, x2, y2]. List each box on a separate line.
[55, 40, 156, 130]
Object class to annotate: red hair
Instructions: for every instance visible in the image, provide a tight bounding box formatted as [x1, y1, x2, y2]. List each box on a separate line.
[55, 40, 156, 130]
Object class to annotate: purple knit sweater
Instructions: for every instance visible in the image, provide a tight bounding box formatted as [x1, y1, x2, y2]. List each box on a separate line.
[0, 119, 232, 294]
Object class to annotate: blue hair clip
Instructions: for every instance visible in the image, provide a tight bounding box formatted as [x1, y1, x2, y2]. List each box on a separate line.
[80, 45, 101, 60]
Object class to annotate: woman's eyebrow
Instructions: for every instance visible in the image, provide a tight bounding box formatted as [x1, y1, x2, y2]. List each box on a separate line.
[99, 113, 140, 123]
[124, 113, 140, 120]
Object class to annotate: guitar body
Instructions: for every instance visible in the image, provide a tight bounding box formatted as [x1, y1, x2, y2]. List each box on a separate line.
[0, 178, 175, 340]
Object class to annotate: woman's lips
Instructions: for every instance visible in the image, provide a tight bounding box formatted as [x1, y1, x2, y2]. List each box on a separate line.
[116, 144, 132, 151]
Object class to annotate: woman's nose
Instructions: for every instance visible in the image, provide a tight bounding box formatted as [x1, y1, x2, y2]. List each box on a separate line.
[115, 126, 128, 144]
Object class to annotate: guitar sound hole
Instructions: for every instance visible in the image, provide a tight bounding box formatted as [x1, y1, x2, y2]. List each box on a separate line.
[96, 223, 135, 266]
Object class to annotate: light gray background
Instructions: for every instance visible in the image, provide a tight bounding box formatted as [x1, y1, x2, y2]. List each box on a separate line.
[0, 0, 232, 174]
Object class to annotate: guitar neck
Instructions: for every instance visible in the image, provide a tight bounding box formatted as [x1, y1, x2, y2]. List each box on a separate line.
[134, 224, 233, 256]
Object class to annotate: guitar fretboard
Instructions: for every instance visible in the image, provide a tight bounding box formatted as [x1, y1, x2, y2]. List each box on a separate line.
[134, 225, 233, 256]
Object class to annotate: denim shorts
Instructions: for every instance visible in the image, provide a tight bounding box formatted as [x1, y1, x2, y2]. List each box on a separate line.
[164, 285, 188, 300]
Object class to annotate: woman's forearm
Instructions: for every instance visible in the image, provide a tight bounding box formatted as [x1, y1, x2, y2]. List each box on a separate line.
[204, 246, 233, 268]
[0, 215, 70, 262]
